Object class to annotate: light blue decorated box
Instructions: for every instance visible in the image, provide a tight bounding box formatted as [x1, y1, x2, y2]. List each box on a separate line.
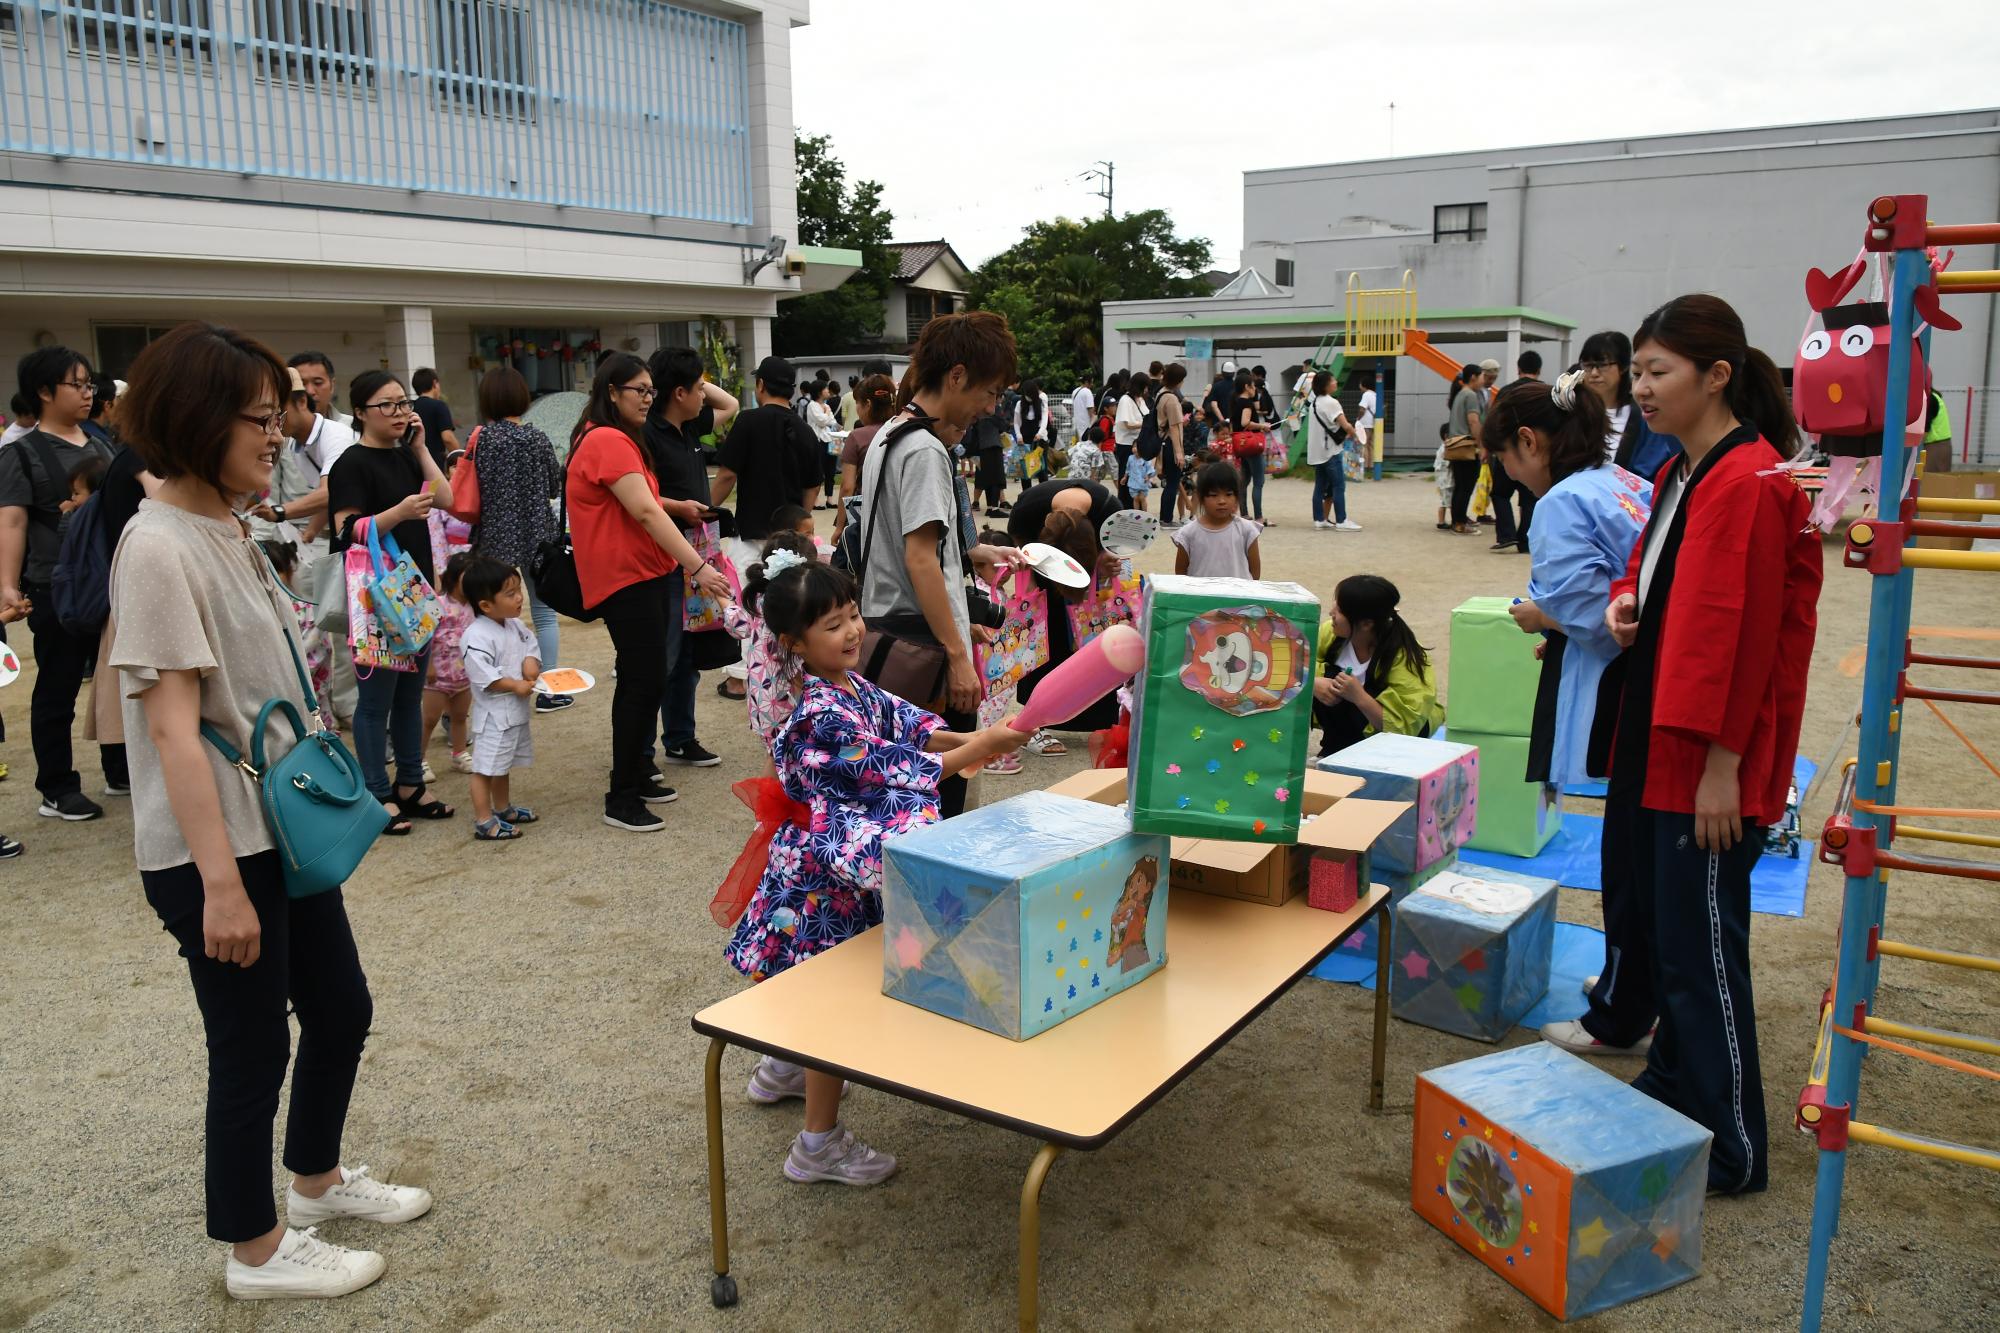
[1318, 733, 1478, 876]
[1389, 865, 1557, 1042]
[1414, 1043, 1711, 1319]
[881, 791, 1170, 1040]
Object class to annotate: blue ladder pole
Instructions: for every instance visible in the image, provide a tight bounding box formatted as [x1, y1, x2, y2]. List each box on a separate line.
[1799, 242, 1930, 1333]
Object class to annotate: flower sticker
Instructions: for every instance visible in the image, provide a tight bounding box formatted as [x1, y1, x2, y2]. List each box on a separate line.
[1177, 795, 1192, 809]
[1205, 759, 1221, 774]
[1253, 819, 1267, 834]
[1268, 728, 1283, 743]
[1166, 763, 1181, 775]
[1244, 770, 1260, 786]
[1274, 787, 1291, 803]
[1232, 738, 1247, 752]
[1215, 798, 1231, 814]
[1191, 726, 1205, 740]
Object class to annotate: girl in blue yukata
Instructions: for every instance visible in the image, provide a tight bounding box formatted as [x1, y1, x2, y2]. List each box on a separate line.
[1479, 371, 1656, 1059]
[723, 553, 1030, 1185]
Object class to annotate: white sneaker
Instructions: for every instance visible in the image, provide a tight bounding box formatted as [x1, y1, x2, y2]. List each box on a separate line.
[287, 1165, 434, 1226]
[1334, 520, 1363, 532]
[746, 1056, 807, 1104]
[783, 1124, 898, 1186]
[224, 1226, 385, 1301]
[1540, 1019, 1652, 1058]
[1314, 520, 1332, 531]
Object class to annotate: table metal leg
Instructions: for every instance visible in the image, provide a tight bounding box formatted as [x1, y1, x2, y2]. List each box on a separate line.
[1018, 1141, 1064, 1333]
[704, 1037, 738, 1309]
[1371, 900, 1391, 1111]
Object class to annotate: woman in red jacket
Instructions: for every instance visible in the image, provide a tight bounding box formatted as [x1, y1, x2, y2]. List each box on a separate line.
[1594, 294, 1821, 1196]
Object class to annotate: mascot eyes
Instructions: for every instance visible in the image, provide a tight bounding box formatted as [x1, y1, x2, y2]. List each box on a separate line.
[1838, 326, 1875, 358]
[1799, 331, 1832, 361]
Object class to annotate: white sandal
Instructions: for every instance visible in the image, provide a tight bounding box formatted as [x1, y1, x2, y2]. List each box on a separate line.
[1024, 731, 1067, 757]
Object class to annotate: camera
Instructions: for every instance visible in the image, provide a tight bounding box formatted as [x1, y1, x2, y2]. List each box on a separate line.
[965, 585, 1006, 631]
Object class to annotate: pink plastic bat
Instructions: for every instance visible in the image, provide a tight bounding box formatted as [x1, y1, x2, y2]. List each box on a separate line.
[1007, 625, 1145, 734]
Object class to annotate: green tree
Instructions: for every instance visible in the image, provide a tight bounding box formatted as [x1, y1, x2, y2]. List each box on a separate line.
[967, 209, 1211, 382]
[773, 134, 896, 356]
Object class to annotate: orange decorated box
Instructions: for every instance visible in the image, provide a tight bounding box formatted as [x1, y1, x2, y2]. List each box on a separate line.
[1412, 1043, 1711, 1320]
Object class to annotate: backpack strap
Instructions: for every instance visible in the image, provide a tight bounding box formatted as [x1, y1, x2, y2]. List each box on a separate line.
[857, 412, 956, 593]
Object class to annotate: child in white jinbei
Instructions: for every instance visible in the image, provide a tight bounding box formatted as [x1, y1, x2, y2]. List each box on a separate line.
[457, 556, 541, 841]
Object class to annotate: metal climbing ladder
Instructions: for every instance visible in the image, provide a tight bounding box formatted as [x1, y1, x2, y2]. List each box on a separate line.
[1796, 194, 2000, 1331]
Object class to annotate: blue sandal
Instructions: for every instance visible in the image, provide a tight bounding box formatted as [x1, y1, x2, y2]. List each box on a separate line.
[473, 817, 520, 841]
[497, 806, 538, 825]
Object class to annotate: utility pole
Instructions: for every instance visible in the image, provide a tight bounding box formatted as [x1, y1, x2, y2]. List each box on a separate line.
[1084, 161, 1114, 217]
[1387, 102, 1396, 157]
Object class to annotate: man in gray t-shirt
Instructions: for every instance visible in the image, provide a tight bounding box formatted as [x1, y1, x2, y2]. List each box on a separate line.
[857, 423, 970, 659]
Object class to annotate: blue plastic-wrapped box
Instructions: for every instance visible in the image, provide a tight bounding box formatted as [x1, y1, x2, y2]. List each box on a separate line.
[881, 791, 1169, 1040]
[1389, 865, 1557, 1042]
[1413, 1043, 1711, 1319]
[1317, 732, 1478, 876]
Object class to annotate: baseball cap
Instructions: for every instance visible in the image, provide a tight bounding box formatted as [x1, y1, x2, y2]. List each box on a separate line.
[1479, 358, 1501, 373]
[754, 355, 796, 395]
[1221, 360, 1237, 373]
[286, 367, 308, 395]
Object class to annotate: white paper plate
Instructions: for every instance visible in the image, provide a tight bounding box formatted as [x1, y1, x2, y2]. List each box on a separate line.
[0, 644, 18, 688]
[1021, 541, 1090, 588]
[533, 667, 596, 696]
[1099, 508, 1161, 557]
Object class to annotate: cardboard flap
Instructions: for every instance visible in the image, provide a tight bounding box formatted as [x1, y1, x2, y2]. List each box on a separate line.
[1300, 769, 1364, 806]
[1299, 797, 1411, 854]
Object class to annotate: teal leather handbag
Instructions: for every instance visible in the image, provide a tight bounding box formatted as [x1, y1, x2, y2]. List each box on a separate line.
[202, 557, 390, 898]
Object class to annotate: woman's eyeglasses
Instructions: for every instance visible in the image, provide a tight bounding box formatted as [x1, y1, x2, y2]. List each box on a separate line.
[1578, 361, 1619, 373]
[614, 385, 658, 401]
[239, 411, 286, 434]
[60, 379, 96, 395]
[365, 399, 415, 415]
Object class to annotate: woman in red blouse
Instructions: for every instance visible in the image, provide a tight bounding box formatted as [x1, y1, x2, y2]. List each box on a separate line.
[567, 353, 731, 833]
[1595, 293, 1821, 1196]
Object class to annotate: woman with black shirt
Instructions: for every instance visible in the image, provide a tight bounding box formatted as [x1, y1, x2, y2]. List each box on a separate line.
[1005, 479, 1125, 753]
[328, 370, 454, 835]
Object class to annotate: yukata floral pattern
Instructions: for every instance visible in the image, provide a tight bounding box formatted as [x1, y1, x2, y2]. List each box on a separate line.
[428, 597, 473, 694]
[725, 671, 946, 982]
[722, 602, 803, 746]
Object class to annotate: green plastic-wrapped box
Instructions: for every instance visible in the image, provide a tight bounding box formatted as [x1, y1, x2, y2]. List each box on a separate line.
[1445, 596, 1542, 737]
[1128, 575, 1321, 842]
[1459, 729, 1564, 857]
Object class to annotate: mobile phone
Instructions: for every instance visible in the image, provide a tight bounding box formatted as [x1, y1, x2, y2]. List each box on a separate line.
[401, 421, 420, 449]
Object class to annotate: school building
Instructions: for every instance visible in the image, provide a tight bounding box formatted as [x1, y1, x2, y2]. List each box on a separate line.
[1103, 108, 2000, 461]
[0, 0, 857, 410]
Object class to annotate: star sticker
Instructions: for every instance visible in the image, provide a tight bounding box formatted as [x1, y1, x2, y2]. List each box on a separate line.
[1475, 1240, 1487, 1253]
[1166, 763, 1181, 775]
[1575, 1217, 1613, 1259]
[1072, 889, 1084, 901]
[1273, 787, 1290, 802]
[1400, 950, 1431, 979]
[1460, 948, 1487, 973]
[1056, 967, 1066, 978]
[1483, 1125, 1494, 1139]
[1079, 957, 1090, 968]
[1057, 918, 1066, 931]
[1081, 907, 1092, 919]
[1638, 1163, 1669, 1203]
[1434, 1154, 1445, 1167]
[1454, 982, 1484, 1012]
[1652, 1224, 1681, 1262]
[892, 927, 925, 969]
[1528, 1221, 1538, 1235]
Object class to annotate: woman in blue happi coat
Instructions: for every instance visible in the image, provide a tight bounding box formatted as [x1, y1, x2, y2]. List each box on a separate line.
[1481, 371, 1656, 1059]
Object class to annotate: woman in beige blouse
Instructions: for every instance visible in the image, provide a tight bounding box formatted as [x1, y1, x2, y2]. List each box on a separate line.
[110, 323, 430, 1302]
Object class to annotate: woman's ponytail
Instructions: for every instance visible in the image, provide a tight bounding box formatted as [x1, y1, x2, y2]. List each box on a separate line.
[1731, 347, 1801, 456]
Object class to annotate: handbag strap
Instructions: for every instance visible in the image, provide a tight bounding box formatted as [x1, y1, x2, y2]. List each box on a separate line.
[857, 411, 946, 594]
[200, 540, 322, 777]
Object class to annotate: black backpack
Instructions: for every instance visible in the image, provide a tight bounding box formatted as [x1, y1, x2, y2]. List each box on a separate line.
[1135, 393, 1165, 461]
[18, 434, 115, 627]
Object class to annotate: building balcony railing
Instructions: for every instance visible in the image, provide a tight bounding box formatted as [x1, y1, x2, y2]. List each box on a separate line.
[0, 0, 755, 224]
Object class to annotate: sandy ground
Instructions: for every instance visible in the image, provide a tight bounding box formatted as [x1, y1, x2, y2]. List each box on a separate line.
[3, 473, 1998, 1333]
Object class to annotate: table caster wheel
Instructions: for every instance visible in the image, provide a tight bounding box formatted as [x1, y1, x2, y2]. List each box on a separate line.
[711, 1274, 738, 1308]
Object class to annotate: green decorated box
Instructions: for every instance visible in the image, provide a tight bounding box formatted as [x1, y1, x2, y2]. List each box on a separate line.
[1128, 575, 1321, 843]
[1446, 597, 1542, 737]
[1459, 729, 1564, 858]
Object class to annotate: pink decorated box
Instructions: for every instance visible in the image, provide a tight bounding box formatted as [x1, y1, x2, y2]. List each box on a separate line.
[1317, 734, 1479, 877]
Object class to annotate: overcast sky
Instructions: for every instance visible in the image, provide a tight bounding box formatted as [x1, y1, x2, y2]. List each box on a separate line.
[792, 0, 2000, 272]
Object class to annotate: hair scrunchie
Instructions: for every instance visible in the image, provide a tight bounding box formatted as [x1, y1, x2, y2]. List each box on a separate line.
[1550, 368, 1585, 412]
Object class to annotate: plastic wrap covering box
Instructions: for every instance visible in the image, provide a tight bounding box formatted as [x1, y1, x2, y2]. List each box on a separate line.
[1413, 1043, 1711, 1319]
[1317, 733, 1478, 876]
[1050, 767, 1406, 908]
[1390, 866, 1557, 1041]
[881, 791, 1170, 1040]
[1445, 596, 1541, 736]
[1455, 730, 1563, 857]
[1127, 575, 1320, 843]
[1324, 856, 1455, 964]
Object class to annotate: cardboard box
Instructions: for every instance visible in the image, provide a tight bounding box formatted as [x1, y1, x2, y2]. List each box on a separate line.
[1046, 767, 1407, 907]
[1127, 574, 1321, 843]
[1445, 596, 1542, 736]
[1390, 866, 1558, 1042]
[1456, 729, 1564, 858]
[881, 791, 1170, 1040]
[1913, 471, 2000, 551]
[1414, 1043, 1711, 1319]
